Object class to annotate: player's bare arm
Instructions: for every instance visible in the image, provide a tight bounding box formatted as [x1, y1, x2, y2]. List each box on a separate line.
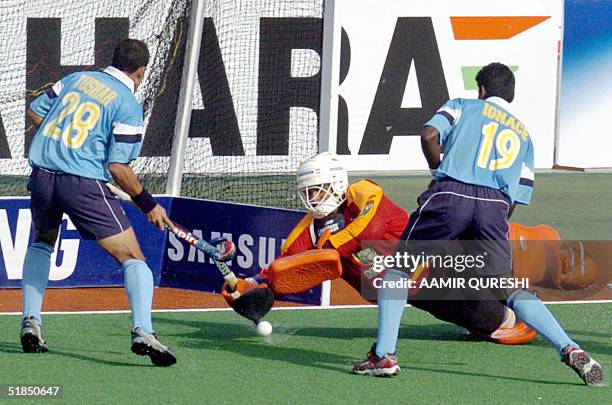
[420, 125, 441, 170]
[108, 162, 173, 230]
[26, 109, 44, 128]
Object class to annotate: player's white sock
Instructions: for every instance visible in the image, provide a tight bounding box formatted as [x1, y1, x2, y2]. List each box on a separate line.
[499, 308, 517, 329]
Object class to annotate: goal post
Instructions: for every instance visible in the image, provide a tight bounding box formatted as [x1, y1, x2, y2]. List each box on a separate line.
[166, 0, 206, 197]
[162, 0, 323, 208]
[317, 0, 338, 155]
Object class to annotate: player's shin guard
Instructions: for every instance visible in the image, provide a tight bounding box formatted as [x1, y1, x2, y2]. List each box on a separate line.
[507, 290, 577, 356]
[22, 242, 54, 325]
[375, 268, 408, 357]
[123, 259, 154, 334]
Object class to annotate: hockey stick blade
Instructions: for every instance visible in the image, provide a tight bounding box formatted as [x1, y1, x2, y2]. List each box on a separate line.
[230, 286, 275, 324]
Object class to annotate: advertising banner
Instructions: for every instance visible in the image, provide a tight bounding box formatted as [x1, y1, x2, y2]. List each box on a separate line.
[556, 0, 612, 168]
[162, 197, 320, 304]
[0, 195, 320, 304]
[323, 0, 562, 171]
[1, 1, 564, 176]
[0, 197, 170, 288]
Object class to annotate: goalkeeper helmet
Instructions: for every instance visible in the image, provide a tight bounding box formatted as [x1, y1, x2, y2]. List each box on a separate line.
[297, 152, 349, 219]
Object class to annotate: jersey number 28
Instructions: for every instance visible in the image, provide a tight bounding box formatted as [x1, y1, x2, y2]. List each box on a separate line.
[43, 91, 101, 149]
[477, 122, 520, 170]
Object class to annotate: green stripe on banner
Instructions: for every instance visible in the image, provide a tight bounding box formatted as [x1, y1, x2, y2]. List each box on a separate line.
[462, 66, 519, 90]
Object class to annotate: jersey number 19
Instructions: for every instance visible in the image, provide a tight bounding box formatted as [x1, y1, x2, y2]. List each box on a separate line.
[476, 121, 521, 170]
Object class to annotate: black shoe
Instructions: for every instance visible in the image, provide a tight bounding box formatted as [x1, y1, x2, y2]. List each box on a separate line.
[20, 316, 48, 353]
[131, 327, 177, 367]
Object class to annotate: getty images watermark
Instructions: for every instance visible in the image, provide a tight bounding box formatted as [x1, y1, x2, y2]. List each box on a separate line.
[367, 251, 529, 291]
[358, 239, 612, 302]
[356, 239, 534, 301]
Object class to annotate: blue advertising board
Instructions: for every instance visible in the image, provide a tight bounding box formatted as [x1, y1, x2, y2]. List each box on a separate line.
[161, 197, 321, 305]
[0, 196, 321, 305]
[0, 197, 170, 288]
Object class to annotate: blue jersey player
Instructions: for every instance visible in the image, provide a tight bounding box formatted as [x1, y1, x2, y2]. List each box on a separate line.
[353, 63, 603, 385]
[21, 39, 177, 366]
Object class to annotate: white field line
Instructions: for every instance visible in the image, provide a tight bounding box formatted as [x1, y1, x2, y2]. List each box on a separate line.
[0, 300, 610, 316]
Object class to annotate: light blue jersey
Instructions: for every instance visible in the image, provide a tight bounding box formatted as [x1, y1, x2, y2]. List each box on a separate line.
[29, 66, 143, 181]
[425, 97, 534, 205]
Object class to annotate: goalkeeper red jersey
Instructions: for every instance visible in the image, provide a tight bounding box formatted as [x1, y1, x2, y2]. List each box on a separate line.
[280, 179, 409, 290]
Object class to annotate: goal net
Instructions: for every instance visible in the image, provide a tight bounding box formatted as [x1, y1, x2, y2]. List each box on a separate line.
[0, 0, 323, 209]
[177, 0, 322, 208]
[0, 0, 189, 195]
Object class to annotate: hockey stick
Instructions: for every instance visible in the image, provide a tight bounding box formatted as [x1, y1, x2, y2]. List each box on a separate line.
[165, 222, 238, 288]
[106, 183, 235, 269]
[167, 222, 274, 324]
[107, 183, 274, 323]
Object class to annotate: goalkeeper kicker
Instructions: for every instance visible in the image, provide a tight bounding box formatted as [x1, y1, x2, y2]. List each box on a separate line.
[223, 152, 549, 345]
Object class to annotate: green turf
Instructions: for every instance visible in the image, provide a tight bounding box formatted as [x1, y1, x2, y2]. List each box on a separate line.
[365, 173, 612, 240]
[1, 173, 610, 402]
[0, 304, 609, 403]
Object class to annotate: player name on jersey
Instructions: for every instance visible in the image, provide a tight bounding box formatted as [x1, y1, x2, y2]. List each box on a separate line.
[482, 102, 529, 140]
[75, 75, 118, 106]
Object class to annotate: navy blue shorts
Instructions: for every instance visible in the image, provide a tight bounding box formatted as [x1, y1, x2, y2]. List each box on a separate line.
[28, 167, 132, 240]
[409, 296, 505, 335]
[402, 178, 512, 276]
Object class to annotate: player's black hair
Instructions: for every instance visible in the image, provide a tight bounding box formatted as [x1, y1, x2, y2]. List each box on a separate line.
[476, 63, 515, 102]
[111, 39, 150, 73]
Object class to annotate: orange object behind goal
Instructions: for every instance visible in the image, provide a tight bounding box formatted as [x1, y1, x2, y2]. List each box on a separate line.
[509, 223, 599, 290]
[509, 223, 561, 286]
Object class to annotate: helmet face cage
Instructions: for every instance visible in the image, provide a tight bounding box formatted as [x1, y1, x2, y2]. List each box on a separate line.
[298, 181, 346, 219]
[296, 152, 349, 218]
